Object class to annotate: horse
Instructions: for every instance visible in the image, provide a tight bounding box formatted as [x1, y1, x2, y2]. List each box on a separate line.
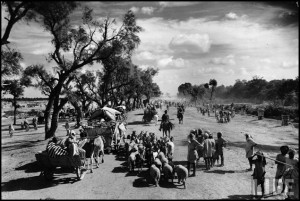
[161, 122, 174, 138]
[177, 112, 183, 124]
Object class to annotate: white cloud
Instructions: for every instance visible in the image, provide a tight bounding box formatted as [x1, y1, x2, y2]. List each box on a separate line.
[158, 2, 200, 8]
[235, 67, 248, 75]
[209, 54, 236, 65]
[281, 61, 298, 69]
[130, 6, 139, 13]
[157, 56, 185, 69]
[259, 58, 272, 64]
[20, 62, 27, 68]
[139, 64, 150, 70]
[197, 66, 234, 75]
[169, 33, 211, 54]
[225, 12, 238, 20]
[135, 51, 156, 60]
[141, 7, 155, 15]
[240, 55, 250, 60]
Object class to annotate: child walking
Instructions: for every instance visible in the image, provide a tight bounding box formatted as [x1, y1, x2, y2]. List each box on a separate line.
[214, 132, 227, 166]
[9, 123, 14, 137]
[275, 145, 289, 194]
[251, 151, 267, 198]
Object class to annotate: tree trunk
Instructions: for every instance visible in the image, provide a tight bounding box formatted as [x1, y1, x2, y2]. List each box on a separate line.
[126, 97, 131, 106]
[70, 100, 82, 128]
[48, 109, 59, 138]
[44, 96, 55, 139]
[133, 97, 137, 109]
[13, 97, 17, 125]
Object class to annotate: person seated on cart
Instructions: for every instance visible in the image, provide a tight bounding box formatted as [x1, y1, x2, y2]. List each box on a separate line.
[77, 128, 88, 161]
[159, 110, 170, 131]
[78, 128, 88, 148]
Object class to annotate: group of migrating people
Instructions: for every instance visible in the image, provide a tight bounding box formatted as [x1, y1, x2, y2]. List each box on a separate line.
[8, 117, 38, 137]
[244, 134, 299, 199]
[187, 129, 227, 176]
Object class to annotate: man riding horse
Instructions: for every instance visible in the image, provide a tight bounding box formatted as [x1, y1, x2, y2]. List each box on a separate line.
[177, 106, 184, 124]
[159, 110, 169, 132]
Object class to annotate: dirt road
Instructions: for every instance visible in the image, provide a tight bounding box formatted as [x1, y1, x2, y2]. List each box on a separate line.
[1, 106, 298, 199]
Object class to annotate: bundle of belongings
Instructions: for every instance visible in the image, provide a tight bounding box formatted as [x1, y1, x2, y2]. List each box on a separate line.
[46, 131, 80, 158]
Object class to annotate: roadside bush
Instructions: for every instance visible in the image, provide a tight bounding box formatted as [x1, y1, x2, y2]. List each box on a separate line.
[263, 106, 298, 120]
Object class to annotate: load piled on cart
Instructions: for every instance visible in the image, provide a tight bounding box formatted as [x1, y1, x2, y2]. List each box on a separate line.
[143, 106, 157, 123]
[85, 106, 126, 154]
[35, 137, 86, 181]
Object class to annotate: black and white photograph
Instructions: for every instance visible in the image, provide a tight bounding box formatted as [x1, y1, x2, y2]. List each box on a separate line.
[1, 1, 299, 200]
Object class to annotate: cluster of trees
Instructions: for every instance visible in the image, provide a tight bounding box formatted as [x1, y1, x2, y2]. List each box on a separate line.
[1, 1, 161, 139]
[214, 76, 298, 106]
[177, 79, 217, 105]
[177, 76, 299, 107]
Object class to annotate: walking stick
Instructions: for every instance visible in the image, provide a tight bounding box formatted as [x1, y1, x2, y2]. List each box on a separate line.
[255, 152, 294, 168]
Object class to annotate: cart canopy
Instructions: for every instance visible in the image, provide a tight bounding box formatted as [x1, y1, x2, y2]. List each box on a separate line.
[89, 107, 121, 121]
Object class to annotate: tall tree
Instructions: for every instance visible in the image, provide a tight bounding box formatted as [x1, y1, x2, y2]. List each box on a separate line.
[208, 79, 218, 101]
[23, 4, 142, 139]
[1, 1, 36, 45]
[178, 83, 192, 98]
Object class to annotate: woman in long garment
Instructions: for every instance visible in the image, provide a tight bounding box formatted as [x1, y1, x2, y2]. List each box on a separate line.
[203, 131, 215, 170]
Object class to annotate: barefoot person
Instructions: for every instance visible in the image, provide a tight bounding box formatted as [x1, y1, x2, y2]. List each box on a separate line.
[187, 132, 201, 176]
[251, 151, 267, 198]
[9, 123, 14, 137]
[65, 120, 70, 136]
[203, 131, 215, 170]
[275, 145, 289, 194]
[215, 132, 228, 167]
[282, 148, 298, 198]
[245, 134, 258, 171]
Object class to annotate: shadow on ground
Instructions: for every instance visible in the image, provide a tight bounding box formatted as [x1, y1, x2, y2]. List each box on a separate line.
[1, 175, 79, 192]
[2, 139, 45, 152]
[173, 160, 187, 166]
[111, 166, 128, 173]
[133, 177, 150, 188]
[15, 161, 42, 173]
[222, 194, 256, 200]
[127, 121, 148, 125]
[204, 169, 235, 174]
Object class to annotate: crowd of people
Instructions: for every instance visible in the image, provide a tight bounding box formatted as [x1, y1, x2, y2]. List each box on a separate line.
[243, 134, 298, 199]
[8, 117, 38, 137]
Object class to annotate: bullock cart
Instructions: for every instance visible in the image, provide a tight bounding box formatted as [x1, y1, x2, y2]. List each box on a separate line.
[84, 121, 116, 154]
[143, 108, 157, 123]
[35, 151, 84, 181]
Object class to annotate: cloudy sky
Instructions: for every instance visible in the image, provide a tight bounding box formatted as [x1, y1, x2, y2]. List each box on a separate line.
[1, 1, 299, 97]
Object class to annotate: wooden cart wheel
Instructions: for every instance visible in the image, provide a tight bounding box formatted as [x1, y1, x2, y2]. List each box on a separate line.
[76, 167, 81, 180]
[44, 170, 54, 181]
